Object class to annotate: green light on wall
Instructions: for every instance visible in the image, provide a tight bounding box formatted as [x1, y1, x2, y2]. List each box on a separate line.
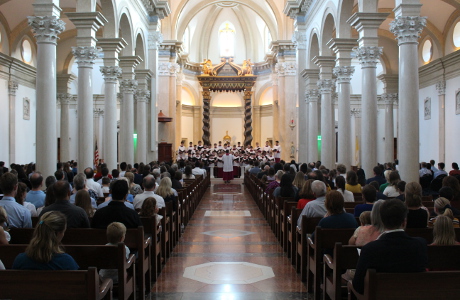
[317, 135, 322, 141]
[133, 134, 138, 139]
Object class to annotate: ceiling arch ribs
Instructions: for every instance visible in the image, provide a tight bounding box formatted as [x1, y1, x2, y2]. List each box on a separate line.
[232, 5, 253, 61]
[175, 0, 278, 50]
[199, 5, 221, 62]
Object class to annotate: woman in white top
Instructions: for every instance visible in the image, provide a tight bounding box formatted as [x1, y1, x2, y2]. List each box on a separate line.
[15, 182, 38, 217]
[383, 171, 401, 198]
[335, 176, 354, 202]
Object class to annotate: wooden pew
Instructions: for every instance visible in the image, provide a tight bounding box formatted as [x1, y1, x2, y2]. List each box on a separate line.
[287, 207, 303, 267]
[159, 206, 170, 262]
[9, 226, 151, 299]
[0, 243, 135, 300]
[347, 269, 460, 300]
[141, 216, 162, 281]
[296, 216, 322, 281]
[0, 267, 113, 300]
[307, 227, 356, 299]
[281, 201, 298, 253]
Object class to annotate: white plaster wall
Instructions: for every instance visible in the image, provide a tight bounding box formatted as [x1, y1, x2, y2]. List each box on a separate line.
[181, 115, 194, 142]
[70, 58, 105, 95]
[210, 117, 243, 145]
[15, 85, 36, 164]
[418, 84, 440, 163]
[0, 78, 9, 164]
[445, 76, 460, 168]
[260, 115, 273, 145]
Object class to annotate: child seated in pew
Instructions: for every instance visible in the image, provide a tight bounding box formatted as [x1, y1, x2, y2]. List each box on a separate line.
[101, 177, 111, 194]
[428, 197, 460, 228]
[349, 200, 385, 246]
[12, 211, 79, 270]
[139, 197, 162, 226]
[99, 222, 130, 283]
[431, 215, 460, 245]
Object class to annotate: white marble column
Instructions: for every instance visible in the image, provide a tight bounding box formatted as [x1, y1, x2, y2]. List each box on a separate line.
[57, 93, 72, 162]
[293, 29, 308, 163]
[333, 67, 355, 168]
[351, 108, 362, 166]
[307, 89, 320, 163]
[316, 79, 335, 168]
[253, 105, 261, 144]
[148, 31, 163, 161]
[136, 89, 150, 163]
[120, 79, 138, 165]
[436, 81, 446, 163]
[390, 10, 426, 182]
[175, 72, 184, 147]
[28, 14, 65, 177]
[349, 12, 388, 177]
[271, 73, 279, 144]
[100, 66, 122, 169]
[380, 93, 398, 163]
[8, 81, 18, 164]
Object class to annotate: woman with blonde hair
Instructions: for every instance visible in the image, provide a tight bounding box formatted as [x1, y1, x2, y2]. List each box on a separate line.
[349, 200, 385, 246]
[75, 190, 96, 217]
[429, 197, 459, 227]
[156, 177, 178, 212]
[124, 172, 143, 197]
[292, 171, 306, 191]
[431, 215, 460, 245]
[12, 211, 79, 270]
[405, 182, 429, 228]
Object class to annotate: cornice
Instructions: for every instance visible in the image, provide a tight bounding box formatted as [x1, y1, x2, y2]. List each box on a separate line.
[0, 52, 36, 88]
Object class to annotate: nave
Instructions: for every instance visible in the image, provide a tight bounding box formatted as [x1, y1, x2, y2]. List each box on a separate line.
[151, 178, 307, 300]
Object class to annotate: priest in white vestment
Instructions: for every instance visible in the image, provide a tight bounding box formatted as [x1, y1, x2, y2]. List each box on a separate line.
[222, 150, 234, 184]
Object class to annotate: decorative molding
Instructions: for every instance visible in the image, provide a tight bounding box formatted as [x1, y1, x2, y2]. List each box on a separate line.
[317, 79, 334, 94]
[292, 30, 307, 50]
[8, 81, 18, 96]
[380, 93, 398, 105]
[148, 31, 163, 50]
[23, 97, 30, 120]
[390, 16, 427, 45]
[100, 66, 122, 83]
[350, 108, 361, 118]
[424, 97, 431, 120]
[158, 62, 180, 76]
[275, 62, 296, 76]
[120, 79, 138, 94]
[28, 15, 66, 44]
[436, 80, 446, 96]
[333, 66, 355, 83]
[353, 46, 383, 68]
[72, 46, 99, 67]
[93, 108, 104, 117]
[306, 89, 320, 103]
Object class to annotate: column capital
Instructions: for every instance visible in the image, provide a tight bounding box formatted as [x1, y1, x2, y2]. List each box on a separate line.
[317, 79, 335, 94]
[312, 56, 336, 75]
[93, 108, 104, 117]
[72, 46, 99, 67]
[158, 62, 180, 76]
[436, 80, 446, 96]
[97, 38, 127, 65]
[28, 15, 65, 44]
[135, 89, 151, 103]
[333, 66, 355, 83]
[100, 66, 122, 83]
[347, 13, 389, 46]
[8, 81, 18, 96]
[306, 89, 320, 103]
[350, 108, 361, 117]
[120, 79, 138, 94]
[57, 93, 73, 105]
[380, 93, 398, 105]
[377, 74, 399, 94]
[275, 62, 297, 76]
[327, 38, 357, 65]
[292, 30, 307, 50]
[354, 46, 382, 68]
[119, 56, 142, 76]
[148, 31, 164, 50]
[390, 16, 427, 45]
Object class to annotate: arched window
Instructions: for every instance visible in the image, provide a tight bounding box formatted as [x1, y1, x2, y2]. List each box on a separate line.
[21, 38, 33, 64]
[422, 39, 433, 63]
[453, 21, 460, 48]
[219, 22, 235, 57]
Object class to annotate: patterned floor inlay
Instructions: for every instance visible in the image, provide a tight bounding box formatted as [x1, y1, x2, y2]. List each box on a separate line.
[201, 229, 256, 238]
[183, 262, 275, 284]
[204, 210, 251, 217]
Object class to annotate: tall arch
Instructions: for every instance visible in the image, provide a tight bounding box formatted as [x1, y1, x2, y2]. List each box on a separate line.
[320, 12, 337, 56]
[100, 0, 118, 38]
[135, 32, 146, 69]
[308, 31, 320, 69]
[337, 0, 354, 38]
[119, 12, 133, 55]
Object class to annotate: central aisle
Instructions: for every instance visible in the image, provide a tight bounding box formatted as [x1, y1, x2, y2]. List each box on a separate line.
[151, 178, 308, 300]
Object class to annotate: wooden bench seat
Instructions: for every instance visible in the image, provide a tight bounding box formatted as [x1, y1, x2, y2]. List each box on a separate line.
[0, 243, 135, 300]
[0, 267, 113, 300]
[296, 216, 323, 281]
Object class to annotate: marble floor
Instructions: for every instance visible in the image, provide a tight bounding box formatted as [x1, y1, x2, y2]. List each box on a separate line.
[150, 178, 308, 300]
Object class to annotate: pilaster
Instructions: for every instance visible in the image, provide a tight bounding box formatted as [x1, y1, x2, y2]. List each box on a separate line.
[436, 80, 446, 163]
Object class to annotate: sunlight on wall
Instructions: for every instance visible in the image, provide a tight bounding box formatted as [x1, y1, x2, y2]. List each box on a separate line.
[259, 87, 273, 106]
[181, 87, 195, 105]
[211, 92, 242, 107]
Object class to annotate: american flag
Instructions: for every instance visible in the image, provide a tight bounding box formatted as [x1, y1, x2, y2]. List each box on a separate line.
[94, 141, 99, 167]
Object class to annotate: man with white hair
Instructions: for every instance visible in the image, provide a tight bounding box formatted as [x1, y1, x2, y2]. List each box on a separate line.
[297, 180, 327, 228]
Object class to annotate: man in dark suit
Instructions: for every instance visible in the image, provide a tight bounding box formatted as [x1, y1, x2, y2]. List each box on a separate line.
[352, 199, 427, 295]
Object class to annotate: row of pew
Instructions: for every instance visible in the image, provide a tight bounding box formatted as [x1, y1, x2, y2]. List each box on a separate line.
[244, 174, 460, 300]
[0, 173, 210, 300]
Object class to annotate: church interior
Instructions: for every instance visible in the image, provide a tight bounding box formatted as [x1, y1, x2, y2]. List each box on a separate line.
[1, 0, 460, 299]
